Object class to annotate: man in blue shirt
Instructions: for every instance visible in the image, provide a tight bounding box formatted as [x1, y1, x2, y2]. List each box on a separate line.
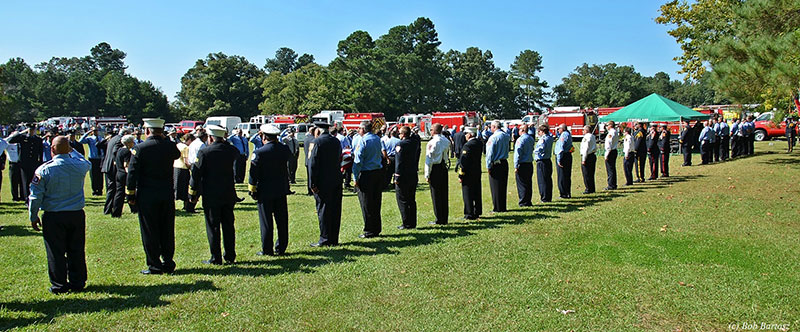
[718, 118, 730, 160]
[698, 120, 714, 164]
[353, 120, 385, 238]
[730, 118, 741, 158]
[486, 120, 510, 212]
[553, 124, 573, 199]
[381, 128, 401, 189]
[28, 136, 91, 294]
[534, 125, 554, 203]
[228, 129, 250, 183]
[79, 127, 105, 196]
[513, 124, 534, 207]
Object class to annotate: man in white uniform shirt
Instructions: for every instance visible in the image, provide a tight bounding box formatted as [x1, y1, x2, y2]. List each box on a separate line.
[603, 121, 619, 190]
[185, 131, 208, 213]
[425, 124, 450, 225]
[621, 127, 635, 186]
[579, 125, 597, 194]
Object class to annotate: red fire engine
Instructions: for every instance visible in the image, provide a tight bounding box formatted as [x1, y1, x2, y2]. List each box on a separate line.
[271, 114, 310, 124]
[342, 113, 386, 132]
[431, 111, 481, 132]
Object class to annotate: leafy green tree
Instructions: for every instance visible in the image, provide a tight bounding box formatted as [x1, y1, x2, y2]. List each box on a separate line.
[0, 58, 38, 123]
[177, 52, 265, 120]
[509, 50, 549, 113]
[264, 47, 314, 74]
[90, 42, 128, 74]
[444, 47, 518, 118]
[553, 63, 647, 108]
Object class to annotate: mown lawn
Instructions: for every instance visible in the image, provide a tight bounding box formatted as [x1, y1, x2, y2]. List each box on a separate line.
[0, 140, 798, 331]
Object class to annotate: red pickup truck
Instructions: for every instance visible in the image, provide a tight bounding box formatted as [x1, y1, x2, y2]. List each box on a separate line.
[176, 120, 204, 134]
[753, 112, 787, 141]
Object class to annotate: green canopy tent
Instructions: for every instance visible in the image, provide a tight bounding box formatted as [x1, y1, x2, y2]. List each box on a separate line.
[599, 93, 710, 123]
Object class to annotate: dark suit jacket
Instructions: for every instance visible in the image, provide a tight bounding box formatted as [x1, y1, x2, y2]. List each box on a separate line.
[248, 141, 291, 200]
[459, 138, 483, 184]
[127, 135, 181, 197]
[190, 141, 239, 207]
[452, 131, 467, 158]
[394, 138, 418, 184]
[308, 133, 342, 193]
[101, 134, 123, 173]
[8, 133, 43, 166]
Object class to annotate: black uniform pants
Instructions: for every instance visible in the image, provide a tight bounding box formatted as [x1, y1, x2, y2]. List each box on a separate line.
[384, 156, 395, 189]
[429, 163, 449, 224]
[516, 162, 533, 206]
[20, 162, 38, 202]
[489, 159, 508, 212]
[648, 151, 659, 179]
[234, 154, 247, 183]
[720, 136, 730, 160]
[257, 196, 288, 254]
[315, 188, 342, 245]
[357, 169, 383, 235]
[173, 168, 190, 202]
[635, 152, 647, 181]
[395, 178, 417, 228]
[605, 150, 617, 189]
[112, 172, 128, 217]
[660, 149, 670, 177]
[557, 152, 572, 198]
[306, 166, 313, 194]
[623, 152, 635, 185]
[681, 144, 692, 165]
[462, 178, 482, 219]
[749, 135, 755, 155]
[536, 159, 553, 202]
[88, 158, 103, 195]
[701, 142, 711, 164]
[204, 203, 236, 263]
[731, 136, 740, 158]
[713, 140, 720, 162]
[103, 167, 116, 215]
[42, 210, 87, 291]
[288, 154, 298, 183]
[582, 153, 596, 193]
[9, 162, 24, 201]
[137, 192, 176, 272]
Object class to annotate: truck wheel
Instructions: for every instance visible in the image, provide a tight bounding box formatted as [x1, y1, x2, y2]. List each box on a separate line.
[754, 129, 767, 141]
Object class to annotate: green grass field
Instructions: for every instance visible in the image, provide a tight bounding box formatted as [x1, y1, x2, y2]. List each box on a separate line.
[1, 140, 798, 331]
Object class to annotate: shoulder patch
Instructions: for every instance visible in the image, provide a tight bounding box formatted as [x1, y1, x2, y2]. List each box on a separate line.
[395, 146, 401, 153]
[250, 153, 257, 161]
[32, 174, 41, 185]
[130, 148, 137, 155]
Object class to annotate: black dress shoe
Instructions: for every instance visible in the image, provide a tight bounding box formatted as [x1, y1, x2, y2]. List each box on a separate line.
[428, 221, 447, 225]
[49, 286, 70, 294]
[273, 251, 286, 256]
[202, 259, 222, 265]
[235, 196, 246, 202]
[397, 225, 416, 230]
[256, 251, 273, 256]
[560, 195, 571, 199]
[604, 187, 616, 191]
[140, 269, 163, 275]
[358, 233, 378, 239]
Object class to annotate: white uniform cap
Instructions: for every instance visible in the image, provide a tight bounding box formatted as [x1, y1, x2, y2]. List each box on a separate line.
[206, 125, 227, 138]
[143, 118, 165, 129]
[464, 126, 477, 134]
[260, 124, 280, 135]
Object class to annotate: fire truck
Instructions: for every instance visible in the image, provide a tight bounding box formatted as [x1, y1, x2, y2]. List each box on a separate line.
[271, 114, 309, 124]
[342, 113, 386, 133]
[539, 108, 600, 138]
[397, 114, 433, 138]
[431, 111, 481, 132]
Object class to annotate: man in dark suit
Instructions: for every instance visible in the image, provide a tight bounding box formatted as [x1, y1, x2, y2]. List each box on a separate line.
[646, 125, 660, 180]
[303, 126, 318, 195]
[102, 128, 129, 215]
[394, 126, 419, 229]
[633, 122, 647, 182]
[126, 119, 181, 274]
[679, 120, 693, 166]
[458, 127, 483, 220]
[452, 125, 467, 164]
[7, 123, 44, 202]
[249, 124, 292, 256]
[189, 125, 240, 264]
[658, 123, 671, 177]
[308, 122, 343, 247]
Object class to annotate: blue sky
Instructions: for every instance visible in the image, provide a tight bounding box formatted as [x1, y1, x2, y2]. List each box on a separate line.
[1, 0, 682, 101]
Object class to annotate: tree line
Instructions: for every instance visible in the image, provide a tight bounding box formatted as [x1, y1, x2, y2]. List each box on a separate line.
[2, 16, 731, 125]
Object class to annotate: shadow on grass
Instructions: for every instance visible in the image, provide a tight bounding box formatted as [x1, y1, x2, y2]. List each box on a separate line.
[0, 202, 27, 215]
[0, 225, 39, 237]
[759, 157, 800, 168]
[0, 280, 218, 330]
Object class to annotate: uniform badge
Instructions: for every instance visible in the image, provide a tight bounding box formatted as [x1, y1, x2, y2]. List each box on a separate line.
[32, 173, 41, 185]
[250, 154, 257, 161]
[131, 149, 137, 156]
[462, 150, 467, 155]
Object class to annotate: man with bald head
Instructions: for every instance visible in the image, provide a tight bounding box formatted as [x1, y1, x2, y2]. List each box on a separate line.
[28, 136, 91, 294]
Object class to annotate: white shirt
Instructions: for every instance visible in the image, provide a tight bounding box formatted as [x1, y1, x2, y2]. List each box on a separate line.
[5, 142, 19, 163]
[424, 134, 450, 179]
[187, 139, 206, 165]
[622, 133, 634, 155]
[604, 128, 619, 158]
[580, 133, 597, 162]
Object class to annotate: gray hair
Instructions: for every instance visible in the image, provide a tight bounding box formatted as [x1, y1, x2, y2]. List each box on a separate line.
[121, 134, 135, 145]
[492, 120, 502, 128]
[359, 120, 372, 132]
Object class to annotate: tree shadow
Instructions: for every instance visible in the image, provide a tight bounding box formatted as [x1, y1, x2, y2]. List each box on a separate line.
[0, 280, 217, 330]
[760, 157, 800, 168]
[0, 202, 27, 215]
[0, 225, 39, 237]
